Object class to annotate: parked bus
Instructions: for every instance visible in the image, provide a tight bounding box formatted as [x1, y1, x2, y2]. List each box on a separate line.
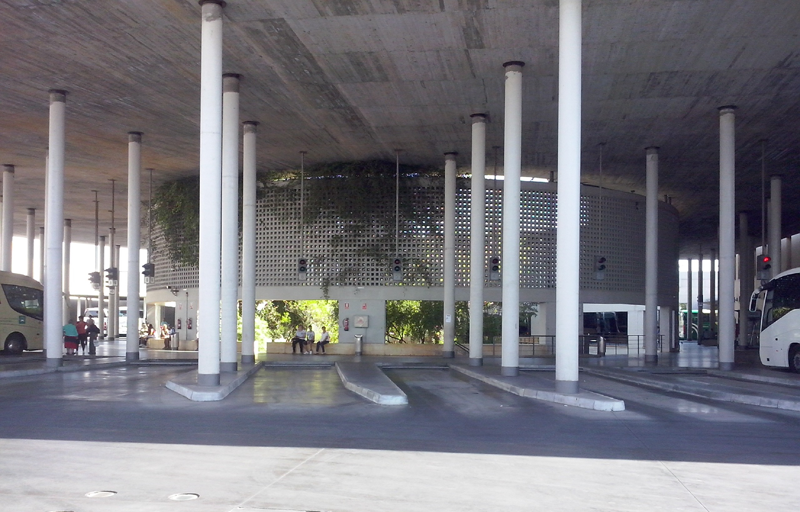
[749, 268, 800, 372]
[0, 271, 43, 354]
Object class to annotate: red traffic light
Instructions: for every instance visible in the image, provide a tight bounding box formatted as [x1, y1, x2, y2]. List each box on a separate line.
[762, 255, 771, 263]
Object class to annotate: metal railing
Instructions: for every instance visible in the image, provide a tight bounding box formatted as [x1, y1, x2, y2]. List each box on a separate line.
[476, 334, 663, 357]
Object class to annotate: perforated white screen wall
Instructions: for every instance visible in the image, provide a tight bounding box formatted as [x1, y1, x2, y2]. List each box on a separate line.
[148, 178, 678, 296]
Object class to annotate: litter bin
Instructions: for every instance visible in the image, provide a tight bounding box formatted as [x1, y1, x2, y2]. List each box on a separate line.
[597, 335, 606, 357]
[354, 334, 363, 356]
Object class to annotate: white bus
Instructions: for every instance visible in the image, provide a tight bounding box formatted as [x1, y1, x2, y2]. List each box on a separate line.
[749, 268, 800, 372]
[83, 306, 144, 336]
[0, 271, 43, 354]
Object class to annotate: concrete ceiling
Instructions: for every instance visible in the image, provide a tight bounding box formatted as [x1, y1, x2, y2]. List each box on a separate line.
[1, 0, 799, 257]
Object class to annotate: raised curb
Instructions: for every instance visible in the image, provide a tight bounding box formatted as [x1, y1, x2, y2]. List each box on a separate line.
[583, 367, 800, 412]
[706, 368, 800, 388]
[450, 364, 625, 411]
[166, 362, 264, 402]
[336, 362, 408, 405]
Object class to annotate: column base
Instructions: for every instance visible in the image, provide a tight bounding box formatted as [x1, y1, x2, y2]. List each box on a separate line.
[240, 355, 255, 365]
[197, 373, 220, 386]
[500, 366, 518, 376]
[220, 362, 238, 373]
[719, 362, 735, 371]
[469, 357, 483, 367]
[441, 350, 455, 359]
[45, 357, 62, 368]
[555, 379, 579, 394]
[644, 354, 658, 365]
[126, 352, 140, 362]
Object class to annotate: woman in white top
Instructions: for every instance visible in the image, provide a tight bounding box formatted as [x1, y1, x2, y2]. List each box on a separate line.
[316, 326, 331, 354]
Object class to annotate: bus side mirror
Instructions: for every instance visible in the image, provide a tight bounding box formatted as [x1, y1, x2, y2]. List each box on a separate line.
[749, 289, 760, 313]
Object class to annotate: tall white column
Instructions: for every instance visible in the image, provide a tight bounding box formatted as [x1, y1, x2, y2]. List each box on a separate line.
[718, 106, 737, 370]
[710, 248, 717, 337]
[45, 90, 67, 367]
[241, 121, 258, 364]
[126, 132, 142, 360]
[39, 226, 45, 282]
[63, 219, 71, 323]
[501, 61, 524, 377]
[738, 213, 752, 347]
[686, 257, 693, 340]
[108, 227, 116, 340]
[442, 152, 457, 358]
[468, 113, 487, 366]
[555, 0, 582, 393]
[769, 175, 782, 278]
[197, 0, 225, 386]
[2, 164, 14, 271]
[113, 244, 120, 340]
[98, 235, 106, 341]
[26, 208, 35, 278]
[697, 250, 704, 341]
[644, 147, 659, 363]
[221, 73, 241, 372]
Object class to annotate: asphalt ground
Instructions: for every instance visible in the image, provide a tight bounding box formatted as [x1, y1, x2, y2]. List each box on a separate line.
[0, 350, 799, 512]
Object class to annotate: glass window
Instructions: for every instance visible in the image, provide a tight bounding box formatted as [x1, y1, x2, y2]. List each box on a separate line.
[2, 284, 43, 321]
[763, 274, 800, 328]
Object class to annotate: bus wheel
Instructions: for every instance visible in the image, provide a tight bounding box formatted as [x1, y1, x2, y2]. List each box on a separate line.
[4, 333, 26, 355]
[789, 346, 800, 373]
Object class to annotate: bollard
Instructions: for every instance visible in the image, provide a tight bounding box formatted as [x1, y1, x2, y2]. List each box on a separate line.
[598, 335, 606, 357]
[354, 334, 363, 356]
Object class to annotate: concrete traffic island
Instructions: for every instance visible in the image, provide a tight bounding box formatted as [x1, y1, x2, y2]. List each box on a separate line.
[450, 364, 625, 411]
[336, 361, 408, 405]
[166, 362, 264, 401]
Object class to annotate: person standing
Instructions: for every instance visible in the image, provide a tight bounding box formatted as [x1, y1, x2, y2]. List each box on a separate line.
[63, 320, 79, 356]
[305, 326, 315, 354]
[76, 316, 88, 354]
[87, 318, 100, 355]
[291, 325, 306, 354]
[316, 326, 330, 354]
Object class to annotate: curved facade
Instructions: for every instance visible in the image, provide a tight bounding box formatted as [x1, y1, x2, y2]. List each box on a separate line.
[147, 177, 679, 308]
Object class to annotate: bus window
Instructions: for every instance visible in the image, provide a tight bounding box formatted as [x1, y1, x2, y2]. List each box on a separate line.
[762, 274, 800, 329]
[2, 284, 43, 321]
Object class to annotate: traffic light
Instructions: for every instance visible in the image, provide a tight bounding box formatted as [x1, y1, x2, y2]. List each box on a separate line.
[104, 267, 118, 285]
[757, 254, 772, 281]
[142, 262, 155, 284]
[392, 257, 403, 282]
[595, 255, 607, 280]
[298, 257, 307, 280]
[88, 271, 101, 290]
[489, 256, 500, 281]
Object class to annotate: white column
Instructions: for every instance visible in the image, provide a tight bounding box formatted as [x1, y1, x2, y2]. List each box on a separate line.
[221, 73, 241, 372]
[769, 175, 782, 278]
[501, 61, 524, 377]
[63, 219, 71, 323]
[113, 244, 120, 340]
[39, 226, 45, 282]
[197, 0, 225, 386]
[45, 90, 67, 367]
[555, 0, 582, 393]
[686, 257, 693, 340]
[469, 113, 487, 366]
[26, 208, 35, 278]
[660, 305, 673, 353]
[98, 235, 106, 341]
[644, 147, 659, 363]
[126, 132, 142, 361]
[710, 248, 717, 337]
[697, 250, 703, 340]
[442, 152, 457, 358]
[718, 106, 737, 370]
[738, 212, 752, 347]
[108, 227, 116, 340]
[2, 164, 14, 271]
[241, 121, 258, 364]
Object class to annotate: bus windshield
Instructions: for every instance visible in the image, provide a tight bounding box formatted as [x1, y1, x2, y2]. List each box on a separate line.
[762, 273, 800, 329]
[2, 283, 44, 321]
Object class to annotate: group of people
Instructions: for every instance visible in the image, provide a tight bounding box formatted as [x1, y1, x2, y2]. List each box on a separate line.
[63, 317, 101, 356]
[291, 324, 330, 354]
